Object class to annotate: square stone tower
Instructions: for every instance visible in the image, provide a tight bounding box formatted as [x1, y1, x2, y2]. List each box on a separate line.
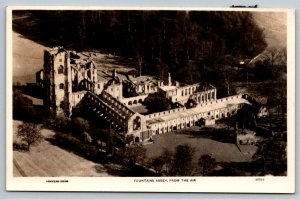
[43, 47, 72, 116]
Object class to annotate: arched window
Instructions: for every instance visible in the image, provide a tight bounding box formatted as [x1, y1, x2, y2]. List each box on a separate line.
[87, 70, 91, 79]
[60, 101, 64, 109]
[58, 65, 64, 74]
[133, 116, 141, 130]
[59, 83, 64, 89]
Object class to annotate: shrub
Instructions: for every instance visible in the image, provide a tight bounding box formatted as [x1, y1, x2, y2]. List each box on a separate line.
[52, 133, 106, 162]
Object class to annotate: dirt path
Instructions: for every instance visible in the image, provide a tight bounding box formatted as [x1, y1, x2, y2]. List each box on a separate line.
[13, 158, 25, 177]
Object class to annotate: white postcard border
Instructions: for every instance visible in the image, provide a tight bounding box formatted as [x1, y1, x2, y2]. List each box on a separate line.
[6, 6, 295, 193]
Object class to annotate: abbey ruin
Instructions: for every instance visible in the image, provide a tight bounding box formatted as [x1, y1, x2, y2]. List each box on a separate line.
[36, 47, 251, 143]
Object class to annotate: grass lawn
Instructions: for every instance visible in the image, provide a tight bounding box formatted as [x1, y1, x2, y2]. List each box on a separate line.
[13, 32, 45, 84]
[144, 125, 257, 164]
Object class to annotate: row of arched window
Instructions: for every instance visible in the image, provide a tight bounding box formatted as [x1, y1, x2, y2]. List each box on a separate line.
[196, 91, 215, 103]
[181, 86, 197, 96]
[128, 99, 143, 105]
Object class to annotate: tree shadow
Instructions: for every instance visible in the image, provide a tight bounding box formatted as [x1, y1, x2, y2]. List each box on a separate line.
[211, 159, 287, 177]
[211, 161, 254, 176]
[45, 134, 107, 164]
[13, 141, 28, 152]
[101, 164, 132, 177]
[98, 164, 160, 177]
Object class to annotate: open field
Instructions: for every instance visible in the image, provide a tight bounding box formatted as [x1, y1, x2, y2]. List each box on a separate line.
[13, 32, 45, 84]
[13, 120, 113, 177]
[144, 125, 257, 164]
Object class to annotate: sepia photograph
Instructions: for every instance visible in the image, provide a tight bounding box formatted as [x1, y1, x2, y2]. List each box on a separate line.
[6, 7, 295, 192]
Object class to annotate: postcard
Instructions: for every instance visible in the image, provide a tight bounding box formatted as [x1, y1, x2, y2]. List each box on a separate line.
[6, 6, 295, 193]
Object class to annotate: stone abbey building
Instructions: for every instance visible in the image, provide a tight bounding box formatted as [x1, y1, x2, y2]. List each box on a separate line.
[37, 47, 250, 143]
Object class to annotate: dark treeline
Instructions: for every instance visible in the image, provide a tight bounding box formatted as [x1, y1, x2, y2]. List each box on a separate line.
[13, 10, 267, 83]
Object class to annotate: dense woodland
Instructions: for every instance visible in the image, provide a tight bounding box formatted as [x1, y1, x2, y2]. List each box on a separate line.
[13, 10, 267, 84]
[13, 10, 286, 114]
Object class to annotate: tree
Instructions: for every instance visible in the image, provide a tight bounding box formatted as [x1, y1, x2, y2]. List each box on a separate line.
[13, 90, 34, 121]
[185, 98, 198, 109]
[72, 117, 90, 134]
[17, 122, 43, 151]
[125, 134, 134, 146]
[105, 127, 118, 154]
[124, 144, 146, 166]
[170, 144, 195, 176]
[236, 104, 258, 131]
[224, 70, 231, 96]
[251, 137, 287, 176]
[198, 154, 216, 176]
[261, 47, 287, 71]
[143, 92, 173, 113]
[51, 114, 69, 131]
[151, 148, 174, 175]
[151, 158, 164, 174]
[258, 47, 287, 126]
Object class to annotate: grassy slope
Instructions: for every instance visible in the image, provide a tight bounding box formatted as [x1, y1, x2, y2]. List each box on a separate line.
[13, 120, 112, 177]
[13, 32, 46, 84]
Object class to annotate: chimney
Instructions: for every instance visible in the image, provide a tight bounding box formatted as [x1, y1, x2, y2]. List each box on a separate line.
[139, 62, 142, 77]
[168, 73, 171, 86]
[112, 69, 117, 78]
